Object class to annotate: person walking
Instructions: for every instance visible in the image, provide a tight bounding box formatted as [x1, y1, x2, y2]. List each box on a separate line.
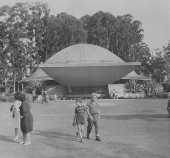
[72, 98, 91, 143]
[10, 93, 22, 142]
[19, 93, 33, 145]
[86, 93, 101, 141]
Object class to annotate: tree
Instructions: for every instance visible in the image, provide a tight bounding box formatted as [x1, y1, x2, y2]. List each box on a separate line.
[81, 12, 144, 61]
[27, 2, 50, 63]
[163, 41, 170, 82]
[46, 12, 87, 57]
[150, 50, 166, 82]
[0, 2, 48, 92]
[81, 11, 116, 49]
[129, 42, 152, 75]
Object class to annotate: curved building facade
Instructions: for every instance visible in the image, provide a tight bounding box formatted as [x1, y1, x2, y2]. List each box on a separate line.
[40, 44, 140, 87]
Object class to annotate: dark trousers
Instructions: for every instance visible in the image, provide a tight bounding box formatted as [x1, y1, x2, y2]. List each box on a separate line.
[167, 108, 170, 116]
[87, 114, 99, 137]
[32, 96, 36, 103]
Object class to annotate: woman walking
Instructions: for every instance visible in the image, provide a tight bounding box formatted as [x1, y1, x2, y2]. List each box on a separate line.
[19, 93, 33, 145]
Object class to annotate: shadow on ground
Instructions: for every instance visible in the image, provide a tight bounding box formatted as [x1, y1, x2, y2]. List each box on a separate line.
[105, 142, 169, 158]
[0, 135, 15, 143]
[33, 130, 79, 142]
[101, 114, 169, 121]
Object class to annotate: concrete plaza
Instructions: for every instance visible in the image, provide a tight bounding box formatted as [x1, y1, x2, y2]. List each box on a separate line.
[0, 99, 169, 158]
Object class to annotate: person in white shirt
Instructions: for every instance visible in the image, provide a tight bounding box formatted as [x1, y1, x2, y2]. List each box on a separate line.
[10, 93, 22, 142]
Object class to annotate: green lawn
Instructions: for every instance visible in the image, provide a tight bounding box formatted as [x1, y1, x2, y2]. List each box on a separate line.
[0, 99, 169, 158]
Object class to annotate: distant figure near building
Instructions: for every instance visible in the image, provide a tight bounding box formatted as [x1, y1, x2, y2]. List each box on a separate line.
[41, 88, 48, 104]
[111, 89, 118, 99]
[32, 88, 36, 103]
[167, 92, 170, 117]
[86, 93, 101, 141]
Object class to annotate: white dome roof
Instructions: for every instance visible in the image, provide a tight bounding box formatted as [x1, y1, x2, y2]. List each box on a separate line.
[46, 44, 124, 64]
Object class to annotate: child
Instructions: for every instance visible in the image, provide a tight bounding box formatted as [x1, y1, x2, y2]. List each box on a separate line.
[167, 92, 170, 117]
[10, 93, 22, 142]
[72, 98, 91, 143]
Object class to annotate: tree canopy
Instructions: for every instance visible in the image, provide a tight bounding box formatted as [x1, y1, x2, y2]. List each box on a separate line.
[0, 2, 168, 92]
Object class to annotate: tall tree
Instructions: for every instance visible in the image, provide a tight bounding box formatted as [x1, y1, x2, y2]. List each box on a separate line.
[81, 12, 144, 61]
[0, 2, 49, 91]
[163, 41, 170, 81]
[27, 2, 50, 63]
[46, 12, 87, 57]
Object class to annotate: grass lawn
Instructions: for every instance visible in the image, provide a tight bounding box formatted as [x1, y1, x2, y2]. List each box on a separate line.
[0, 99, 169, 158]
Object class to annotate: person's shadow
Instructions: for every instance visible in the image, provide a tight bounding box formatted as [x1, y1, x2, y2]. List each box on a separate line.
[33, 130, 79, 142]
[0, 135, 15, 143]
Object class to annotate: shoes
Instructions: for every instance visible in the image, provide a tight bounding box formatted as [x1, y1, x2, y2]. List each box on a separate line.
[13, 137, 19, 143]
[86, 135, 101, 141]
[19, 141, 31, 145]
[23, 142, 31, 145]
[19, 141, 24, 144]
[96, 136, 101, 141]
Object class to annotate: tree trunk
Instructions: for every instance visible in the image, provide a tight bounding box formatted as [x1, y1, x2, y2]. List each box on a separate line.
[13, 74, 16, 94]
[4, 78, 8, 94]
[17, 81, 20, 92]
[21, 83, 24, 92]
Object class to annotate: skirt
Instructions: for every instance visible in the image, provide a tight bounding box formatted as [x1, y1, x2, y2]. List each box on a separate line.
[20, 113, 33, 134]
[12, 112, 20, 129]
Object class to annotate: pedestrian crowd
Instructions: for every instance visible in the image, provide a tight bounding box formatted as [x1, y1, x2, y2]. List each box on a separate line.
[10, 92, 102, 145]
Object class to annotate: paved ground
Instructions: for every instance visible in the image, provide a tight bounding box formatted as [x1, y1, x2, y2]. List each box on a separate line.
[0, 99, 169, 158]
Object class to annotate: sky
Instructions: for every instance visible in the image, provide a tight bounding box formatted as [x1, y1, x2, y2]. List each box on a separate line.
[0, 0, 169, 50]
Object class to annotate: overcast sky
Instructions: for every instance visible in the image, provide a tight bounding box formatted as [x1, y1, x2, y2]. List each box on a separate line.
[0, 0, 169, 50]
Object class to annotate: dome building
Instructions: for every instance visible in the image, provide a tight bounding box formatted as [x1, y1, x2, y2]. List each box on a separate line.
[40, 44, 140, 86]
[40, 44, 140, 97]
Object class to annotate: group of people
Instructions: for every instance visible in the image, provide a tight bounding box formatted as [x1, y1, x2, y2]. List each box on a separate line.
[10, 92, 33, 145]
[73, 93, 101, 143]
[9, 89, 170, 146]
[10, 91, 101, 145]
[32, 88, 48, 104]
